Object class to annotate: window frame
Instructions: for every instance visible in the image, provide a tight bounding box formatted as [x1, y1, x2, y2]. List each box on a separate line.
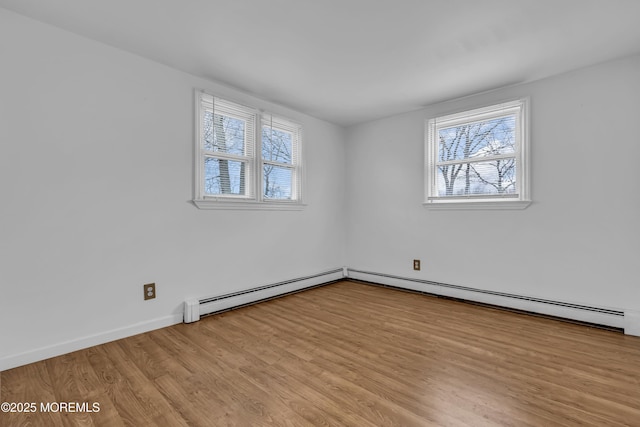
[199, 96, 256, 200]
[261, 114, 302, 203]
[424, 98, 531, 210]
[193, 91, 305, 210]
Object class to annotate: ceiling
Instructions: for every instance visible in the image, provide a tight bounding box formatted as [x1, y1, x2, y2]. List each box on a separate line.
[2, 0, 640, 127]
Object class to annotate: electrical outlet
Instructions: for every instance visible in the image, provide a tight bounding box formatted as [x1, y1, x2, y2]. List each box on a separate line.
[413, 259, 421, 271]
[144, 283, 156, 300]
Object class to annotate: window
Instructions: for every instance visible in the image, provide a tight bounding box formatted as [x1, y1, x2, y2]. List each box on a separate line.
[262, 115, 302, 201]
[200, 95, 256, 199]
[424, 98, 530, 209]
[194, 92, 303, 210]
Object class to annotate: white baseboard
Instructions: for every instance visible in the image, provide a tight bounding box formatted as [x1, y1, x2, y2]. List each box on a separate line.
[4, 268, 634, 372]
[348, 269, 627, 331]
[1, 268, 346, 371]
[196, 268, 345, 319]
[0, 313, 183, 372]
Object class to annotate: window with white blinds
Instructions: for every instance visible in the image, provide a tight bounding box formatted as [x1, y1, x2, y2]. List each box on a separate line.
[194, 92, 304, 210]
[424, 98, 531, 209]
[200, 95, 256, 198]
[261, 115, 302, 201]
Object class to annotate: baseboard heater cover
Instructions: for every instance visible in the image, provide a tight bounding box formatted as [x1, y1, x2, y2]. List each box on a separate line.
[348, 269, 626, 330]
[184, 268, 345, 323]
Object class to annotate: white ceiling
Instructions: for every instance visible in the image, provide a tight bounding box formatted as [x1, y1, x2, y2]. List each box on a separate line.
[2, 0, 640, 126]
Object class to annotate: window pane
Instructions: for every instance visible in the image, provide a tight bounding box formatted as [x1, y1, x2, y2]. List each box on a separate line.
[439, 116, 515, 162]
[203, 112, 246, 155]
[437, 158, 516, 196]
[204, 158, 247, 195]
[263, 164, 292, 199]
[262, 126, 292, 164]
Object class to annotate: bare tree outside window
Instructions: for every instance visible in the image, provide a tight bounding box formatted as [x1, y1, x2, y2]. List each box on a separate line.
[203, 112, 247, 195]
[262, 125, 293, 200]
[437, 116, 516, 197]
[195, 93, 303, 208]
[424, 98, 529, 209]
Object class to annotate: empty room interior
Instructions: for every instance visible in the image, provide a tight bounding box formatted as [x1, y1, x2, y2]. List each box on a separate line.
[1, 1, 640, 425]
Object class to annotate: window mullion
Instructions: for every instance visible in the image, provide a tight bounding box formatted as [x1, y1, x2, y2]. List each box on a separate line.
[436, 153, 517, 167]
[202, 151, 250, 162]
[263, 160, 295, 169]
[256, 112, 264, 202]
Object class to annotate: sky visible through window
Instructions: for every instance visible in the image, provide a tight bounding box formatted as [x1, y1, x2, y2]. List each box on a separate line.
[203, 112, 247, 195]
[437, 115, 516, 197]
[262, 126, 293, 200]
[202, 110, 295, 199]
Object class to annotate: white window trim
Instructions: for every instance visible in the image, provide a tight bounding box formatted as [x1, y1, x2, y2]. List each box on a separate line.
[260, 114, 303, 203]
[423, 98, 531, 210]
[192, 199, 305, 211]
[193, 91, 305, 211]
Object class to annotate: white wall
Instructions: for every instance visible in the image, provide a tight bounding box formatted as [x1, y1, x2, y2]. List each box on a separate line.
[0, 9, 347, 369]
[345, 54, 640, 313]
[2, 7, 639, 371]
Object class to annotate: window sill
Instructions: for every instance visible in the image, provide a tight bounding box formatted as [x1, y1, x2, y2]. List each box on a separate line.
[193, 199, 306, 211]
[423, 199, 531, 210]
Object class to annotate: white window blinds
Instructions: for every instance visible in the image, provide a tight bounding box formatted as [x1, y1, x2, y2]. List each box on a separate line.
[425, 99, 530, 209]
[194, 91, 304, 209]
[199, 94, 256, 199]
[261, 114, 302, 201]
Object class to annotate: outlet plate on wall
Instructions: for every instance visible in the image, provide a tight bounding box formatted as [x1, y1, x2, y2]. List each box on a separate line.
[144, 283, 156, 300]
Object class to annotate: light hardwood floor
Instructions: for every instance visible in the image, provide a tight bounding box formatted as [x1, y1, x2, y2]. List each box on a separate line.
[2, 280, 640, 426]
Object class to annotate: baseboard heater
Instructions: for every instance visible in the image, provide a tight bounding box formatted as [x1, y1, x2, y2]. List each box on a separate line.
[347, 269, 626, 330]
[184, 268, 345, 323]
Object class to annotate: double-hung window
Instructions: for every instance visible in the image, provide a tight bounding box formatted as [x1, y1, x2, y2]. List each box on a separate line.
[194, 92, 303, 210]
[424, 98, 531, 209]
[261, 115, 301, 201]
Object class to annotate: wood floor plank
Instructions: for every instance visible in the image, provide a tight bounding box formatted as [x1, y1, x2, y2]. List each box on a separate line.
[0, 361, 66, 427]
[252, 292, 556, 426]
[45, 354, 97, 427]
[2, 280, 640, 426]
